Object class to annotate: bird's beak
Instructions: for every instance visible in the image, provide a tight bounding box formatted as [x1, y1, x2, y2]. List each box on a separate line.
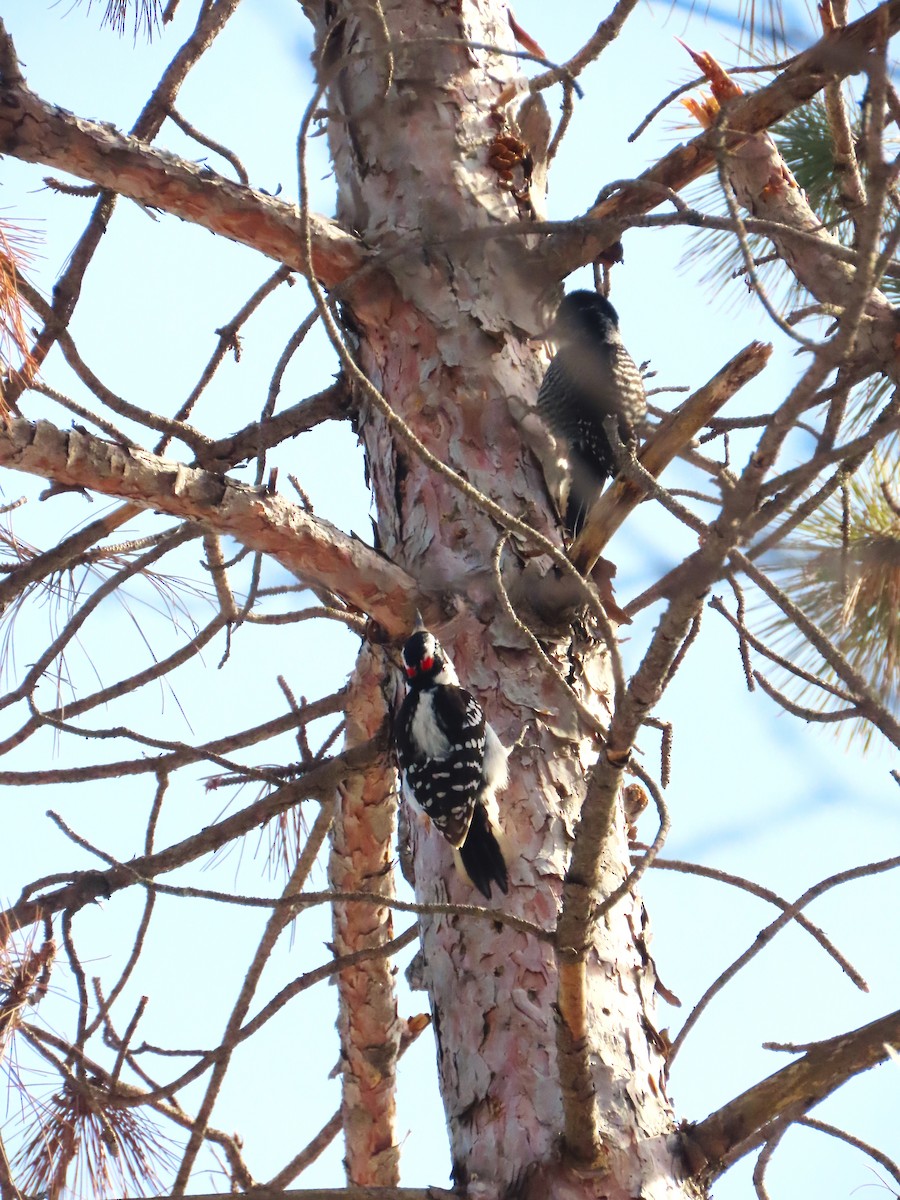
[529, 319, 559, 344]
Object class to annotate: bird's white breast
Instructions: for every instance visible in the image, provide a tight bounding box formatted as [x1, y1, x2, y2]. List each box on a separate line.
[409, 693, 451, 759]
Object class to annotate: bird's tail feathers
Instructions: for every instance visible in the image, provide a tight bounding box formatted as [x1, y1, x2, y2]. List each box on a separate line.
[564, 450, 608, 536]
[457, 803, 509, 900]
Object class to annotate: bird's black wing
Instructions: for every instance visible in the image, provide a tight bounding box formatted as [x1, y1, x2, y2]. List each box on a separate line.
[396, 686, 485, 848]
[431, 684, 485, 748]
[394, 692, 416, 773]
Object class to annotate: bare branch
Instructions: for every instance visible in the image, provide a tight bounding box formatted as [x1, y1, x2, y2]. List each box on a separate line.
[797, 1116, 900, 1190]
[734, 551, 900, 748]
[687, 1008, 900, 1179]
[570, 341, 772, 573]
[81, 1189, 456, 1200]
[543, 0, 900, 285]
[0, 418, 419, 637]
[670, 852, 900, 1065]
[0, 27, 364, 288]
[199, 382, 350, 472]
[0, 739, 380, 940]
[649, 857, 866, 990]
[0, 501, 141, 610]
[167, 106, 249, 185]
[527, 0, 639, 94]
[171, 806, 338, 1189]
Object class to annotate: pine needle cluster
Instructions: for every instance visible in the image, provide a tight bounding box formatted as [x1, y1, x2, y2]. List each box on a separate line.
[762, 463, 900, 745]
[15, 1083, 177, 1200]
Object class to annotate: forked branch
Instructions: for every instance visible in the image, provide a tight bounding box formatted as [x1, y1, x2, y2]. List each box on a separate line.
[545, 0, 900, 278]
[686, 1007, 900, 1179]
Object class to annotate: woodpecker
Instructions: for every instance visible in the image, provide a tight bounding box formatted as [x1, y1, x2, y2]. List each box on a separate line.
[537, 290, 647, 534]
[395, 628, 509, 899]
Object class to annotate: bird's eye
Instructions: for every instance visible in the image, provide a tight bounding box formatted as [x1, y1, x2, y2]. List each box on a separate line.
[421, 655, 434, 671]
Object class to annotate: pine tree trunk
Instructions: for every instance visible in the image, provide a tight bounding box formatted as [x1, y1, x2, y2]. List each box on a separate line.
[303, 0, 696, 1195]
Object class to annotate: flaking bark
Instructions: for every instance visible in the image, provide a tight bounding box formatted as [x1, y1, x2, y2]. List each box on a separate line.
[0, 418, 418, 636]
[2, 2, 893, 1195]
[330, 647, 401, 1185]
[305, 2, 686, 1196]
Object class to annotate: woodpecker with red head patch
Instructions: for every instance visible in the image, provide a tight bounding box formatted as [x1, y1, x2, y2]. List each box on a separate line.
[537, 290, 647, 534]
[395, 628, 509, 899]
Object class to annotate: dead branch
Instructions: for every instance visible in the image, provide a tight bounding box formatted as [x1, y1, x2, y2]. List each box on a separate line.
[708, 593, 856, 701]
[0, 739, 381, 942]
[0, 502, 142, 610]
[570, 341, 771, 573]
[1, 0, 246, 407]
[0, 417, 419, 637]
[171, 806, 338, 1189]
[542, 0, 900, 281]
[0, 610, 230, 758]
[686, 1008, 900, 1179]
[669, 852, 900, 1065]
[648, 857, 866, 989]
[199, 382, 349, 471]
[0, 690, 345, 785]
[158, 265, 296, 451]
[796, 1116, 900, 1189]
[526, 0, 639, 93]
[75, 1190, 455, 1200]
[734, 550, 900, 748]
[0, 21, 365, 289]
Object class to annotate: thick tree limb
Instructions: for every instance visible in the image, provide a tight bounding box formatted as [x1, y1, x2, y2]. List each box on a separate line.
[544, 0, 900, 276]
[686, 1007, 900, 1179]
[0, 418, 418, 636]
[0, 29, 364, 288]
[555, 466, 772, 1166]
[681, 40, 891, 345]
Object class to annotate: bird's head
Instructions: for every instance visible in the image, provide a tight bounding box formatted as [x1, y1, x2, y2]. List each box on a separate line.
[401, 629, 457, 686]
[553, 290, 620, 344]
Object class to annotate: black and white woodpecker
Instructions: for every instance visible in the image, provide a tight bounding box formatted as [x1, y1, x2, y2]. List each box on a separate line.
[394, 628, 509, 900]
[537, 289, 647, 535]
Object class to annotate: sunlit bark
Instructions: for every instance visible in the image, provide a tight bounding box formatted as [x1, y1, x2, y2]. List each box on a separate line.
[303, 1, 684, 1195]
